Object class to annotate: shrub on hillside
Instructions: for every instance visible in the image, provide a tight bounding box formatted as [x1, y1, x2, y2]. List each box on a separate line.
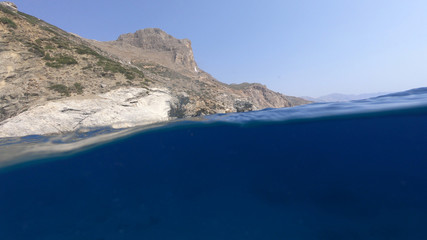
[0, 17, 17, 29]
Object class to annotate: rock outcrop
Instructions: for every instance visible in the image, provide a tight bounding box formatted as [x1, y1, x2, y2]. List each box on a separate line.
[90, 29, 310, 116]
[0, 88, 171, 137]
[0, 2, 310, 137]
[113, 28, 198, 73]
[0, 1, 17, 12]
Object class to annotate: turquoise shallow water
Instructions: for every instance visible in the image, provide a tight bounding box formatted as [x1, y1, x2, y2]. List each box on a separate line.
[1, 87, 427, 239]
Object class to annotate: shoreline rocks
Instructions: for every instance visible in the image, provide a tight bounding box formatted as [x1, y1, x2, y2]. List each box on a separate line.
[0, 88, 172, 137]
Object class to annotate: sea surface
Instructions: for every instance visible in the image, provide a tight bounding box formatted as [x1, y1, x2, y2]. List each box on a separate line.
[1, 88, 427, 240]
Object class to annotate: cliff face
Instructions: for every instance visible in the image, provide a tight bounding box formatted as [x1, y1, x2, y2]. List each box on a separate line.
[91, 28, 310, 116]
[115, 28, 198, 73]
[0, 2, 310, 137]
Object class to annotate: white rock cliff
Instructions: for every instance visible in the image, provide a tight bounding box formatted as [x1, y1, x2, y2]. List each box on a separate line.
[0, 88, 172, 137]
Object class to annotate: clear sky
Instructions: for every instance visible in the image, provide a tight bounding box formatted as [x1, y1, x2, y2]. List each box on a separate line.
[12, 0, 427, 97]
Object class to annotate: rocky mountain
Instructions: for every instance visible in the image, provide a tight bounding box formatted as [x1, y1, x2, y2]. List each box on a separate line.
[90, 29, 308, 116]
[110, 28, 198, 73]
[0, 2, 310, 137]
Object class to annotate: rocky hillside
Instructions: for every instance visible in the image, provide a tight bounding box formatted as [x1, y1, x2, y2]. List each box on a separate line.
[0, 2, 309, 136]
[0, 2, 147, 121]
[90, 28, 309, 116]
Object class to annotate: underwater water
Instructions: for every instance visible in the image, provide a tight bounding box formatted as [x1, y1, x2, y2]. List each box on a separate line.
[1, 88, 427, 240]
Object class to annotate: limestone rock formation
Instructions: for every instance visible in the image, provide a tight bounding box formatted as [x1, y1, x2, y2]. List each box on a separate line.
[0, 2, 310, 137]
[0, 88, 171, 137]
[114, 28, 198, 73]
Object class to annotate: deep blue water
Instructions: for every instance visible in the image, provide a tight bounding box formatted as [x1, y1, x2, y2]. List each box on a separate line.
[1, 88, 427, 239]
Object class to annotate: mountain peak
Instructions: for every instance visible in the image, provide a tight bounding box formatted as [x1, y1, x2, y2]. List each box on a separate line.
[114, 28, 197, 72]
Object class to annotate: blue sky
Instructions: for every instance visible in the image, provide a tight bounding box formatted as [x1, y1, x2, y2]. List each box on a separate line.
[13, 0, 427, 97]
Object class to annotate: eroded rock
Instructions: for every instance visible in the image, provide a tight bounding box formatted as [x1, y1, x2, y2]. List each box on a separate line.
[0, 88, 172, 137]
[0, 2, 17, 12]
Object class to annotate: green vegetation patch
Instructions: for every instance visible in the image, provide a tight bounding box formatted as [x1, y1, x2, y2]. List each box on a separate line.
[73, 83, 84, 94]
[129, 66, 145, 79]
[124, 72, 135, 80]
[27, 43, 45, 57]
[20, 40, 45, 57]
[40, 26, 59, 35]
[0, 5, 15, 15]
[0, 17, 17, 29]
[97, 57, 127, 74]
[43, 53, 54, 61]
[75, 46, 100, 57]
[17, 11, 41, 25]
[48, 82, 84, 96]
[48, 84, 70, 96]
[35, 38, 43, 45]
[97, 58, 143, 80]
[55, 55, 77, 65]
[49, 36, 70, 49]
[45, 54, 78, 68]
[34, 38, 57, 50]
[76, 45, 145, 80]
